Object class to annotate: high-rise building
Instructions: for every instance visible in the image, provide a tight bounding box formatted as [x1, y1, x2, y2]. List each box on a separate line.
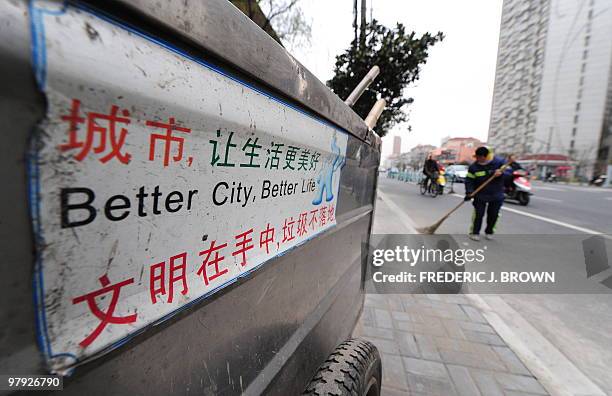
[392, 136, 402, 156]
[488, 0, 612, 178]
[488, 0, 550, 155]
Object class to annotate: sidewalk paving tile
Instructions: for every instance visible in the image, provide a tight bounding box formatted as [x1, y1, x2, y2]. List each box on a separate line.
[494, 372, 548, 395]
[463, 329, 506, 346]
[375, 308, 394, 329]
[460, 304, 488, 324]
[439, 349, 507, 371]
[386, 295, 405, 312]
[432, 336, 500, 359]
[363, 336, 400, 355]
[470, 369, 505, 396]
[492, 346, 532, 376]
[380, 352, 409, 391]
[355, 324, 395, 340]
[457, 320, 496, 334]
[391, 310, 414, 322]
[447, 365, 481, 396]
[394, 331, 420, 358]
[381, 386, 410, 396]
[413, 334, 442, 361]
[394, 320, 447, 336]
[405, 373, 457, 396]
[353, 295, 548, 396]
[361, 306, 377, 327]
[402, 357, 449, 380]
[440, 319, 467, 340]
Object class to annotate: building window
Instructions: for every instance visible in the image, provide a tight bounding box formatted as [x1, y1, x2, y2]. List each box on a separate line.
[574, 114, 579, 124]
[585, 35, 590, 47]
[588, 9, 593, 20]
[572, 127, 577, 136]
[580, 76, 585, 86]
[583, 49, 588, 60]
[570, 140, 575, 149]
[576, 102, 581, 111]
[581, 63, 587, 73]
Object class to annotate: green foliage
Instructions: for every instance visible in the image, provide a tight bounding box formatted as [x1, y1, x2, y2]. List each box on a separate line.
[327, 20, 443, 136]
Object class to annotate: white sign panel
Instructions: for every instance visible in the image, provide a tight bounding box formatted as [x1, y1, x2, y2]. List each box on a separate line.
[29, 2, 347, 372]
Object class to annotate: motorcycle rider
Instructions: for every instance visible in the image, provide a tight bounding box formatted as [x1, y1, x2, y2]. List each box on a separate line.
[503, 154, 523, 190]
[422, 154, 439, 191]
[465, 147, 505, 241]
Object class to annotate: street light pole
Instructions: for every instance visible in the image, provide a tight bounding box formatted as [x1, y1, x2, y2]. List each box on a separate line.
[544, 126, 553, 178]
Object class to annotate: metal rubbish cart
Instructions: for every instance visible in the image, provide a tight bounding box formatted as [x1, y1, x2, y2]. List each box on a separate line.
[0, 0, 383, 394]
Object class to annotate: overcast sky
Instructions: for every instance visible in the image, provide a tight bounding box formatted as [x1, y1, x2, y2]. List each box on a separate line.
[290, 0, 503, 159]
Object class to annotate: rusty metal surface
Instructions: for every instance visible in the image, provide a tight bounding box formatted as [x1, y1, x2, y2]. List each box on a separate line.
[0, 0, 381, 394]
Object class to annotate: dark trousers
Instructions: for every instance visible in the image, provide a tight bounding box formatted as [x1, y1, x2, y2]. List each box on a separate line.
[424, 171, 438, 188]
[471, 199, 503, 235]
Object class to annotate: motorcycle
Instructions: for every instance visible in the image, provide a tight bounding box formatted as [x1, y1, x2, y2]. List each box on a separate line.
[589, 175, 607, 187]
[544, 173, 557, 183]
[505, 169, 532, 206]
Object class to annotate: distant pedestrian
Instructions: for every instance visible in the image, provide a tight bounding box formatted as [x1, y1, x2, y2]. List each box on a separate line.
[465, 147, 505, 241]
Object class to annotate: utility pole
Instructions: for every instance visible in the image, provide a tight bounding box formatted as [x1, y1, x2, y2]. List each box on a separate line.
[360, 0, 367, 49]
[544, 126, 553, 178]
[352, 0, 358, 46]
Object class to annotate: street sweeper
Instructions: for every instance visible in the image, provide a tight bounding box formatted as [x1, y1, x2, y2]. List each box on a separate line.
[464, 146, 506, 241]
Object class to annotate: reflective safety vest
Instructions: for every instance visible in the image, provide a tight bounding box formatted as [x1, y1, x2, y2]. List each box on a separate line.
[465, 156, 506, 201]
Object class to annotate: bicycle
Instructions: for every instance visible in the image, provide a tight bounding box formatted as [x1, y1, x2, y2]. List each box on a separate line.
[420, 176, 439, 197]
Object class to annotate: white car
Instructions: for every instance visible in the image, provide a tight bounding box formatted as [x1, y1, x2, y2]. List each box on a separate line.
[446, 165, 469, 182]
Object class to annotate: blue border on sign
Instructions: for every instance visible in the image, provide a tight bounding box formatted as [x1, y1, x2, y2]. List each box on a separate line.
[28, 0, 348, 370]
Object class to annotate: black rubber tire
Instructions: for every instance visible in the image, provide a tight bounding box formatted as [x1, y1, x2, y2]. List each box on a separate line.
[303, 338, 382, 396]
[429, 182, 439, 197]
[419, 180, 427, 195]
[518, 192, 530, 206]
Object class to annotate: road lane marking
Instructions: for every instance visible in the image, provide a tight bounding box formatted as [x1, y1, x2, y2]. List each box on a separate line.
[532, 196, 562, 203]
[534, 186, 564, 191]
[450, 193, 607, 236]
[499, 206, 610, 236]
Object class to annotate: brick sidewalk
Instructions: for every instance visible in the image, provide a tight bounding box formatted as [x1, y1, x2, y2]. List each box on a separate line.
[353, 294, 549, 396]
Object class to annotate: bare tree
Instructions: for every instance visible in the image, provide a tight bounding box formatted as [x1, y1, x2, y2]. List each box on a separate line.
[258, 0, 312, 50]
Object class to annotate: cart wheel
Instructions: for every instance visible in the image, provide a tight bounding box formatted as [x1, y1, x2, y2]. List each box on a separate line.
[303, 338, 382, 396]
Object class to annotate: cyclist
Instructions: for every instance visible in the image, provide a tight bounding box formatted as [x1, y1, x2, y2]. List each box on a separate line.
[422, 154, 439, 192]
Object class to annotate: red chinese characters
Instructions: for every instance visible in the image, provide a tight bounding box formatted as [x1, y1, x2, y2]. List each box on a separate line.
[149, 253, 189, 304]
[233, 228, 254, 267]
[282, 216, 296, 243]
[259, 223, 275, 254]
[198, 240, 229, 285]
[146, 117, 192, 167]
[72, 274, 137, 348]
[59, 99, 132, 164]
[296, 212, 308, 237]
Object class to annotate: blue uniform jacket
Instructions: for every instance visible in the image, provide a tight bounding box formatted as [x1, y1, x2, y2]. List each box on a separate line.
[465, 156, 506, 201]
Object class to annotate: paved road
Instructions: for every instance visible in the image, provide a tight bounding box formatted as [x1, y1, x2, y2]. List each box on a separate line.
[378, 177, 612, 235]
[376, 176, 612, 394]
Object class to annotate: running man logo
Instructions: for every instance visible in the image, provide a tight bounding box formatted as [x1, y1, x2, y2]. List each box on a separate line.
[312, 135, 345, 206]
